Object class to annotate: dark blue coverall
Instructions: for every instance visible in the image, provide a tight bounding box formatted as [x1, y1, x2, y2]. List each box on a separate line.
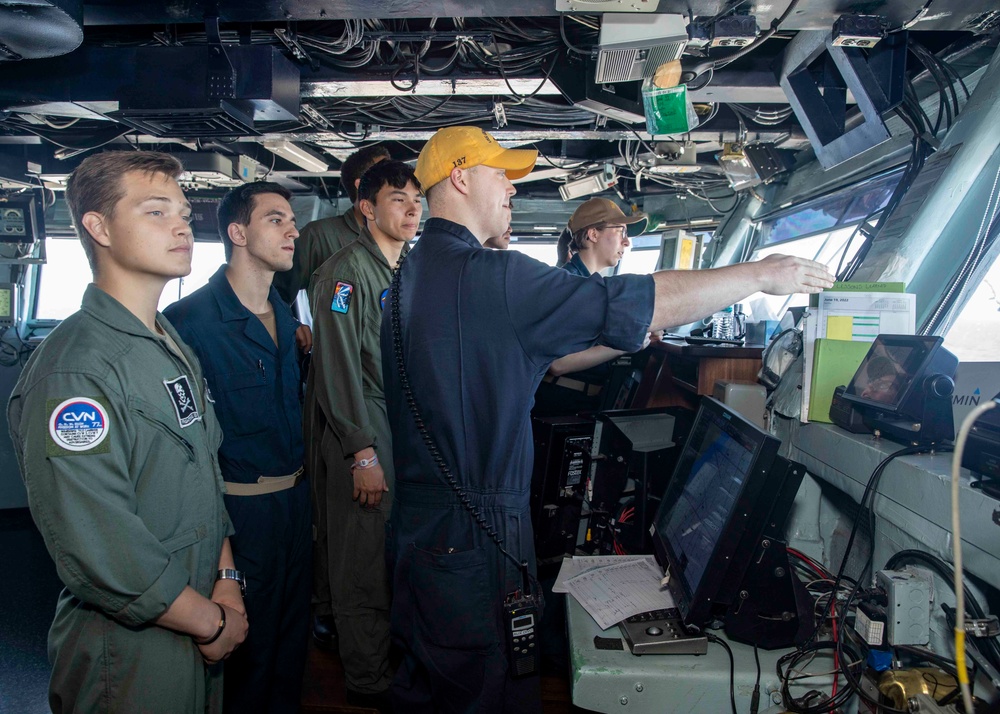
[533, 250, 615, 417]
[164, 265, 312, 713]
[562, 252, 591, 277]
[380, 218, 654, 713]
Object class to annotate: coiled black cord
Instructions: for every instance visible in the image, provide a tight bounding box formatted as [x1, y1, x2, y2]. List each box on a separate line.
[389, 252, 535, 597]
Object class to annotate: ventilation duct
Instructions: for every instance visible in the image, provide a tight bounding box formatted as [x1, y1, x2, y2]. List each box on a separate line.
[595, 14, 688, 84]
[0, 0, 83, 61]
[108, 46, 300, 138]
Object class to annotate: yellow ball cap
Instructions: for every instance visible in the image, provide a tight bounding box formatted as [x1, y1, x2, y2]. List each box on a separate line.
[415, 126, 538, 192]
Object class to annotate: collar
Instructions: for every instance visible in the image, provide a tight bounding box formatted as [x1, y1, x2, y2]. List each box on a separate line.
[80, 284, 200, 366]
[81, 283, 168, 340]
[356, 226, 409, 268]
[421, 217, 482, 250]
[208, 265, 288, 324]
[342, 207, 363, 236]
[566, 253, 592, 277]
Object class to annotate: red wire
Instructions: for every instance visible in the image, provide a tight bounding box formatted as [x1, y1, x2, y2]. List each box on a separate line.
[786, 546, 830, 580]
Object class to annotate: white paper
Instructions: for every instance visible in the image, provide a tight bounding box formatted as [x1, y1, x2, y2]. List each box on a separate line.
[564, 558, 676, 631]
[815, 292, 916, 341]
[552, 554, 657, 594]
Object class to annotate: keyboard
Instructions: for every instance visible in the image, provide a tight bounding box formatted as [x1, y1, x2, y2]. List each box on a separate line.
[618, 608, 708, 655]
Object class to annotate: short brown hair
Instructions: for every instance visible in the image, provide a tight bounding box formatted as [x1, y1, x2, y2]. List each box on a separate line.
[65, 151, 184, 271]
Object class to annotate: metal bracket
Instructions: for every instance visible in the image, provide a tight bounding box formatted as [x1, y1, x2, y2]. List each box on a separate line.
[778, 30, 907, 168]
[274, 24, 319, 71]
[204, 15, 236, 100]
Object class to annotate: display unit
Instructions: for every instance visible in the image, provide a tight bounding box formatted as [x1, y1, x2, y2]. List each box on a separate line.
[841, 334, 958, 445]
[649, 397, 812, 648]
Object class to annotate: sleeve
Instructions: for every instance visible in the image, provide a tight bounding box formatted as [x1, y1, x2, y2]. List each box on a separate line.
[503, 252, 655, 365]
[310, 266, 376, 457]
[9, 373, 192, 626]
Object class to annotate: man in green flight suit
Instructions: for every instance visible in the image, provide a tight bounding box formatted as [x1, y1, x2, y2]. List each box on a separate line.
[7, 151, 248, 714]
[273, 144, 390, 649]
[307, 160, 421, 711]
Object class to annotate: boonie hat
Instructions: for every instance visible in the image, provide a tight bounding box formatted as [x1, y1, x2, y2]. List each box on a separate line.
[567, 197, 648, 237]
[415, 126, 538, 192]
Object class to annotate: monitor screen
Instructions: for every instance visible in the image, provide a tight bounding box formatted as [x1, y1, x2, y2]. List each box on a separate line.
[845, 340, 928, 407]
[651, 397, 780, 626]
[843, 335, 940, 412]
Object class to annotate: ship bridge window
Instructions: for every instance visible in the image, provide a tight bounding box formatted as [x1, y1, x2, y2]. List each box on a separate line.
[616, 234, 665, 276]
[31, 236, 226, 322]
[941, 253, 1000, 362]
[745, 171, 902, 321]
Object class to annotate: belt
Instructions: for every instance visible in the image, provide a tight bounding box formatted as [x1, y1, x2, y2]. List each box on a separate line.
[224, 467, 304, 496]
[542, 374, 602, 396]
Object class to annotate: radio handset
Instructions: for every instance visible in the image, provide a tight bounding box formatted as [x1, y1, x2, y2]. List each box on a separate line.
[389, 254, 540, 678]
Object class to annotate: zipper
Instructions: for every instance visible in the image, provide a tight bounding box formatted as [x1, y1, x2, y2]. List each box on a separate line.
[134, 408, 196, 461]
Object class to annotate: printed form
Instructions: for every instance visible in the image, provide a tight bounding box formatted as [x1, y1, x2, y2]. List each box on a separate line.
[552, 554, 657, 593]
[564, 558, 676, 630]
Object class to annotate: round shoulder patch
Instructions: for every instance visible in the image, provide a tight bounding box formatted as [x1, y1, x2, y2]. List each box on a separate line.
[49, 397, 110, 452]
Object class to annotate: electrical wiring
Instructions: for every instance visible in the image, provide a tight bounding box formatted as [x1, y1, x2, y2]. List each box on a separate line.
[685, 0, 803, 83]
[777, 446, 938, 713]
[752, 643, 762, 714]
[705, 633, 738, 714]
[559, 15, 593, 57]
[951, 399, 999, 713]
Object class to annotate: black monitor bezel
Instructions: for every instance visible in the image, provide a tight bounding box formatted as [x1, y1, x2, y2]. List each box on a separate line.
[841, 334, 944, 414]
[650, 397, 781, 627]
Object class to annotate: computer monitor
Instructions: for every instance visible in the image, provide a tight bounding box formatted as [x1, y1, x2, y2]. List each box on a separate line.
[649, 397, 808, 644]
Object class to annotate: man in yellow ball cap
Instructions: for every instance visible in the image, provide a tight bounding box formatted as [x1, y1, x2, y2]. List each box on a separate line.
[380, 126, 835, 713]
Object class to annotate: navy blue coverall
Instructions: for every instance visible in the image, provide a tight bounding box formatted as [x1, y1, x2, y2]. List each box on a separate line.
[380, 218, 654, 713]
[562, 252, 591, 277]
[533, 252, 615, 416]
[164, 266, 312, 713]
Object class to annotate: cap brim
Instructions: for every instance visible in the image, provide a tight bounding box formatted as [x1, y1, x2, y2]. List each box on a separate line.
[625, 212, 649, 237]
[485, 148, 538, 181]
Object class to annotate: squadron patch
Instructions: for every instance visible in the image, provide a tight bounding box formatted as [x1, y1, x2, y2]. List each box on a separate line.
[380, 288, 389, 312]
[48, 397, 110, 453]
[332, 281, 354, 314]
[163, 375, 202, 428]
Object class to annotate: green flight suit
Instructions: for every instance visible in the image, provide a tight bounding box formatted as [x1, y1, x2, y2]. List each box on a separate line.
[7, 285, 232, 714]
[276, 207, 363, 621]
[272, 207, 363, 306]
[306, 229, 405, 694]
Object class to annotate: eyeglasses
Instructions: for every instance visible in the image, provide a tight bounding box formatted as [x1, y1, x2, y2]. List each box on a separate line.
[602, 224, 628, 238]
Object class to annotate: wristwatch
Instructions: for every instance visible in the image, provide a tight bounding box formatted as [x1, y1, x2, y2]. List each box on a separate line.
[217, 568, 246, 597]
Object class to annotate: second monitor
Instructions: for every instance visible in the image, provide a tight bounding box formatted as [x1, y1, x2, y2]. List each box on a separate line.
[650, 397, 813, 649]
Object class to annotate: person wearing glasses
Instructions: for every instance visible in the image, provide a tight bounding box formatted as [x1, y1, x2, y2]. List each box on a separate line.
[536, 198, 653, 416]
[560, 198, 644, 277]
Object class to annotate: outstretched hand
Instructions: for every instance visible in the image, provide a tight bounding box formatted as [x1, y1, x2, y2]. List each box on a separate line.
[755, 254, 835, 295]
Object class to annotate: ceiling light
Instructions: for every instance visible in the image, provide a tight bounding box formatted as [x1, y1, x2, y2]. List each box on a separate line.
[302, 79, 560, 98]
[263, 140, 328, 172]
[533, 225, 558, 232]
